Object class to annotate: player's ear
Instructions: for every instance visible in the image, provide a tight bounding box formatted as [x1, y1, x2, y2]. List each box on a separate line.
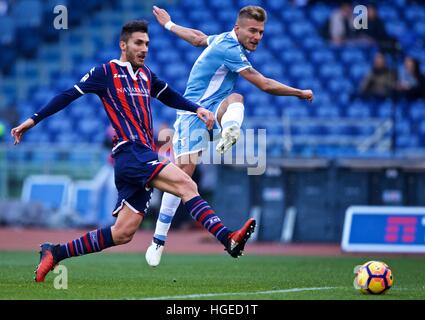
[119, 40, 127, 52]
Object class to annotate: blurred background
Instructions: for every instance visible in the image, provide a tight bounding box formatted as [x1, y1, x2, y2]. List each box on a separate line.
[0, 0, 425, 245]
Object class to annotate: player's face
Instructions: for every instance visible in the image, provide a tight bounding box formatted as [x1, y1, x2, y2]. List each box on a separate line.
[122, 32, 149, 68]
[235, 18, 264, 51]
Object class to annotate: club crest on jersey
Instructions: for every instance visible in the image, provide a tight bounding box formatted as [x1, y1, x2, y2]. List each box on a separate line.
[240, 53, 248, 62]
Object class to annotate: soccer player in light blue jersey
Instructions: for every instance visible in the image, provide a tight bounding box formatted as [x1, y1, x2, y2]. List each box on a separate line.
[146, 5, 314, 266]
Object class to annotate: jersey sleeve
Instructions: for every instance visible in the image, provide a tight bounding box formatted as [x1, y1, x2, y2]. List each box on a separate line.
[207, 34, 217, 46]
[74, 65, 107, 95]
[223, 45, 252, 73]
[150, 71, 168, 98]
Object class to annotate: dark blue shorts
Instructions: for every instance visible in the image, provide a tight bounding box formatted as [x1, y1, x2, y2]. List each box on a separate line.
[111, 141, 169, 217]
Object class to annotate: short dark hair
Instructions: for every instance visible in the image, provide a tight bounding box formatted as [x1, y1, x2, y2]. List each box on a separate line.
[238, 6, 267, 22]
[120, 20, 149, 43]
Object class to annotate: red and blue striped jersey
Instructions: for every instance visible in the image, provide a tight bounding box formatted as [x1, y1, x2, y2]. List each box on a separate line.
[74, 59, 168, 150]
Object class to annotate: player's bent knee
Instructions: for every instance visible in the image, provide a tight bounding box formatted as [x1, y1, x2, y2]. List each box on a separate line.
[111, 226, 136, 245]
[229, 93, 244, 103]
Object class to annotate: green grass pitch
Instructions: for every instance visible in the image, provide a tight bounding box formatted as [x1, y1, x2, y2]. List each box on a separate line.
[1, 251, 425, 300]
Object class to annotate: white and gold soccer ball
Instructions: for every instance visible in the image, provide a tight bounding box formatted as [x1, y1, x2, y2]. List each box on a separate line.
[353, 260, 394, 294]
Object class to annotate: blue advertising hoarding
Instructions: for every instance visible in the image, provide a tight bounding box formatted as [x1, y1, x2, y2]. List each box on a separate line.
[341, 206, 425, 253]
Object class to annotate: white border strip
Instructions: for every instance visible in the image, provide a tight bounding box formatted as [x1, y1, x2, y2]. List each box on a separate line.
[142, 286, 338, 300]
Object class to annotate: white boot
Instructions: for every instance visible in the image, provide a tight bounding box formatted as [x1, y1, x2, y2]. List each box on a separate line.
[216, 123, 240, 154]
[145, 241, 164, 267]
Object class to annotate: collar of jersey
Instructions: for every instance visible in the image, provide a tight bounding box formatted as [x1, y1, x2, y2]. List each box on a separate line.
[230, 29, 251, 53]
[110, 59, 141, 81]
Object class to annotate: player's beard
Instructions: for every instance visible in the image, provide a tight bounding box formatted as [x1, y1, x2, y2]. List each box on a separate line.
[127, 50, 144, 69]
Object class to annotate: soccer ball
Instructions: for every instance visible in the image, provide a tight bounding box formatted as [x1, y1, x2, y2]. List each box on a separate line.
[353, 260, 393, 294]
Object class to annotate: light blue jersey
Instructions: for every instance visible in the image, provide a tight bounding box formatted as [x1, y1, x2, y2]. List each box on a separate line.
[183, 30, 252, 111]
[173, 30, 251, 158]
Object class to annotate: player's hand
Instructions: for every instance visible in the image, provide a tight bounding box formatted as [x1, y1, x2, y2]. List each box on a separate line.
[152, 6, 171, 27]
[196, 107, 214, 130]
[11, 118, 35, 145]
[299, 89, 313, 102]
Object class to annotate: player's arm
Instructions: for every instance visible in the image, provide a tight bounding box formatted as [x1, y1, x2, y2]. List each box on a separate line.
[11, 87, 82, 145]
[153, 6, 208, 47]
[11, 66, 106, 145]
[239, 67, 313, 101]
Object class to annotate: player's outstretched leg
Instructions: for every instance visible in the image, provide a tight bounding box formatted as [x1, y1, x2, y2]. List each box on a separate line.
[184, 196, 256, 258]
[216, 94, 245, 154]
[34, 227, 116, 282]
[35, 206, 142, 282]
[149, 163, 256, 260]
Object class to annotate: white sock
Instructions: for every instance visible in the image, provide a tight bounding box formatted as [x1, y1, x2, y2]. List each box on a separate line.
[220, 102, 244, 131]
[153, 192, 181, 244]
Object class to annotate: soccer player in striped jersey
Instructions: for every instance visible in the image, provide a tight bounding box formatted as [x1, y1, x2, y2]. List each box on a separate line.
[146, 6, 314, 267]
[11, 20, 256, 282]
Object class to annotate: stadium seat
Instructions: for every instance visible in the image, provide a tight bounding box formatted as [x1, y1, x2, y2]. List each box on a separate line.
[346, 102, 371, 118]
[0, 16, 15, 45]
[311, 49, 335, 64]
[21, 175, 72, 210]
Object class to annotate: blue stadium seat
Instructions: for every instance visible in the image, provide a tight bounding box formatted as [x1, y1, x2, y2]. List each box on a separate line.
[259, 60, 285, 79]
[350, 63, 370, 82]
[346, 102, 371, 118]
[264, 0, 288, 11]
[216, 9, 236, 26]
[409, 100, 425, 121]
[397, 134, 419, 149]
[319, 63, 344, 79]
[12, 0, 42, 27]
[395, 119, 411, 135]
[289, 64, 314, 79]
[209, 0, 234, 9]
[310, 4, 333, 26]
[265, 20, 284, 37]
[377, 101, 394, 118]
[302, 36, 325, 50]
[283, 105, 309, 118]
[21, 175, 72, 210]
[279, 7, 305, 22]
[328, 79, 354, 94]
[0, 16, 15, 45]
[249, 49, 274, 65]
[311, 49, 335, 64]
[281, 49, 306, 65]
[315, 106, 340, 118]
[197, 21, 222, 36]
[340, 49, 366, 64]
[378, 5, 398, 21]
[413, 21, 425, 36]
[404, 5, 425, 22]
[289, 21, 315, 39]
[267, 36, 293, 52]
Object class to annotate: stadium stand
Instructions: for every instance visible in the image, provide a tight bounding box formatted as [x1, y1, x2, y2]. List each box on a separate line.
[0, 0, 425, 157]
[1, 0, 424, 160]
